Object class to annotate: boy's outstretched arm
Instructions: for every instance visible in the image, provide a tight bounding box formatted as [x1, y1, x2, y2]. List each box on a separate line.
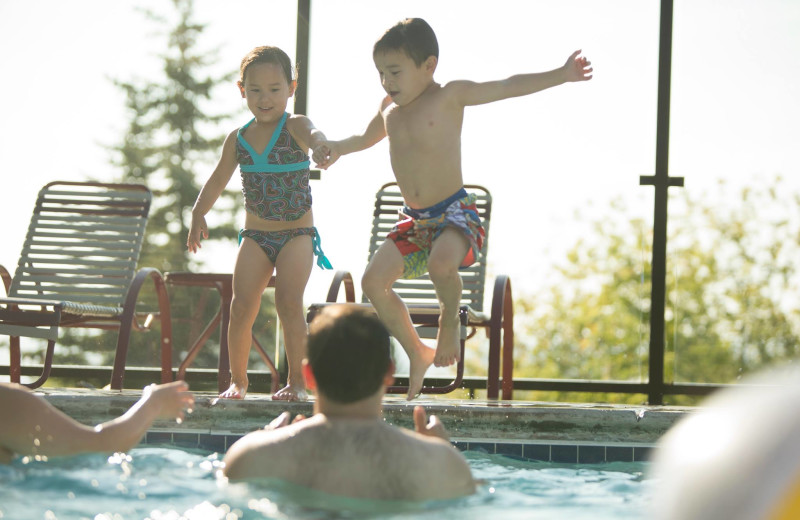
[452, 50, 592, 107]
[314, 98, 390, 169]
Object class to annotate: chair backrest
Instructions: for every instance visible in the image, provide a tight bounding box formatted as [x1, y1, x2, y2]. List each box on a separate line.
[9, 182, 152, 312]
[366, 182, 492, 311]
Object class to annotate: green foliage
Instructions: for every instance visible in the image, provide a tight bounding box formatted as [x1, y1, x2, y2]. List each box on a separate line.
[508, 177, 800, 404]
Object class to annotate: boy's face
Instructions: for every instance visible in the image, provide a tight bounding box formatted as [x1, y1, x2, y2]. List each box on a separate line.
[238, 62, 295, 123]
[373, 49, 435, 106]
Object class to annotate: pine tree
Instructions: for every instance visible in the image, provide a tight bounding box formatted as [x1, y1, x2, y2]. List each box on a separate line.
[111, 0, 237, 272]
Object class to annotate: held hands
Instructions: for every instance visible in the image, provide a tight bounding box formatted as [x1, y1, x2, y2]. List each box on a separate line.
[413, 405, 450, 442]
[563, 50, 593, 82]
[187, 213, 208, 253]
[311, 141, 342, 170]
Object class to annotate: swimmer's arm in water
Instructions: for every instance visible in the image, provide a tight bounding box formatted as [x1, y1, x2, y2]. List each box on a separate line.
[0, 381, 194, 462]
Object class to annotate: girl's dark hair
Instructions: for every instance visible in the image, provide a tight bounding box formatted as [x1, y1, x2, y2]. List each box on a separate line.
[239, 45, 296, 85]
[373, 18, 439, 66]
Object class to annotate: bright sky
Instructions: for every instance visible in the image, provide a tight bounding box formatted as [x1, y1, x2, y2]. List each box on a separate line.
[1, 0, 799, 308]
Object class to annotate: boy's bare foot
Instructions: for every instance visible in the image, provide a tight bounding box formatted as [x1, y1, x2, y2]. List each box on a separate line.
[433, 317, 460, 367]
[407, 343, 436, 400]
[218, 381, 248, 400]
[272, 384, 309, 402]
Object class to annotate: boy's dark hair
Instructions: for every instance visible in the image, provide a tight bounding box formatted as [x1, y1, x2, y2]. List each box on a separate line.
[373, 18, 438, 67]
[307, 305, 392, 404]
[239, 45, 296, 86]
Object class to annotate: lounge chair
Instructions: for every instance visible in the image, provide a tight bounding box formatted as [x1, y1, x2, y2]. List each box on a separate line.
[0, 181, 172, 389]
[308, 182, 514, 399]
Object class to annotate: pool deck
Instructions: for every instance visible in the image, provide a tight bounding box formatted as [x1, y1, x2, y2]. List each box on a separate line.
[36, 388, 693, 463]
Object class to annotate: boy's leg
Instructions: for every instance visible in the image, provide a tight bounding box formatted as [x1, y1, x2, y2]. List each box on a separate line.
[362, 240, 435, 400]
[427, 227, 470, 367]
[221, 238, 276, 399]
[272, 235, 314, 401]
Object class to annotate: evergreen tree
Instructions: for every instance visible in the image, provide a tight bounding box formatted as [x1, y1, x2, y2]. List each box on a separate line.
[60, 0, 280, 386]
[111, 0, 237, 272]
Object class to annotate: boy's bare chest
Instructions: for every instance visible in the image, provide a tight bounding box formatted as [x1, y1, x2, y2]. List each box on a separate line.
[384, 103, 460, 148]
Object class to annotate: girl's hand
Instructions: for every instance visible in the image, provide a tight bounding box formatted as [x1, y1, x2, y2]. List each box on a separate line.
[187, 214, 208, 253]
[564, 50, 593, 82]
[312, 141, 342, 170]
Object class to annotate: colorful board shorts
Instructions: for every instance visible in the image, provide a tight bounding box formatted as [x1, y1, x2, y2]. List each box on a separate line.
[239, 227, 332, 269]
[387, 188, 485, 279]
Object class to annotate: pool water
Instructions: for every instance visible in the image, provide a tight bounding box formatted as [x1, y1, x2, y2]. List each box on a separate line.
[0, 446, 654, 519]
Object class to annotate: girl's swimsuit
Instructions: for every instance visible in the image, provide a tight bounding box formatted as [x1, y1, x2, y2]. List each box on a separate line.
[236, 112, 330, 269]
[386, 187, 485, 279]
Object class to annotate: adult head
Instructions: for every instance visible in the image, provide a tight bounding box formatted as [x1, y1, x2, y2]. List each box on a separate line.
[304, 304, 394, 403]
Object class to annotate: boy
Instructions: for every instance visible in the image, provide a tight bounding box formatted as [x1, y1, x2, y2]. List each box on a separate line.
[317, 18, 592, 399]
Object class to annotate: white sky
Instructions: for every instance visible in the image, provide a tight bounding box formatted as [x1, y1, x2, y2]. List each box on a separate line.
[0, 0, 798, 308]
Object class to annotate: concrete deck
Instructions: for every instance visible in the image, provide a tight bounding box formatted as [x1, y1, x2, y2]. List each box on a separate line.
[36, 388, 691, 446]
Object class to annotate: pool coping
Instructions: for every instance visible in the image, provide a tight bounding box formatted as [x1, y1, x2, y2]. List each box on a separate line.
[37, 388, 693, 464]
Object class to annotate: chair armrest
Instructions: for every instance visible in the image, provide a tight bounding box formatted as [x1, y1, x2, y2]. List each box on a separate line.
[325, 270, 356, 303]
[0, 264, 11, 296]
[112, 267, 173, 388]
[488, 274, 514, 400]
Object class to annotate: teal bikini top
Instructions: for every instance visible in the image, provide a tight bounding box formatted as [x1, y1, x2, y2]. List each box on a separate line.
[237, 113, 312, 221]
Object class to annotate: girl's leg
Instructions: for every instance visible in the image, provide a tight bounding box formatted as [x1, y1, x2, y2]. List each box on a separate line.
[219, 238, 275, 399]
[427, 228, 470, 367]
[272, 234, 314, 401]
[361, 240, 434, 400]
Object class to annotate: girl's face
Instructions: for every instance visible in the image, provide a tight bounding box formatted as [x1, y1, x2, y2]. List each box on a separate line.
[239, 62, 294, 123]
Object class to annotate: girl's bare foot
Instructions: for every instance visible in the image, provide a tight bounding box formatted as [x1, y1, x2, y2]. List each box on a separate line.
[272, 384, 309, 402]
[218, 380, 248, 400]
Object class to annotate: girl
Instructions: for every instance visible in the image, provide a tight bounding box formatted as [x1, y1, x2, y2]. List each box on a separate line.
[188, 46, 330, 401]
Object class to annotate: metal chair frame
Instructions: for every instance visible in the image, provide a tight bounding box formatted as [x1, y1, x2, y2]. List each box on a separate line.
[308, 182, 515, 399]
[0, 181, 172, 389]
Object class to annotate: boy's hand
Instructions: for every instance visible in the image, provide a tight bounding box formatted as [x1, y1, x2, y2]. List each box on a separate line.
[312, 141, 342, 170]
[564, 50, 593, 82]
[187, 214, 208, 253]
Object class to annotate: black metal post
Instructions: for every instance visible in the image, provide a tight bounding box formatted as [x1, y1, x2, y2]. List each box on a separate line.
[294, 0, 311, 116]
[640, 0, 684, 404]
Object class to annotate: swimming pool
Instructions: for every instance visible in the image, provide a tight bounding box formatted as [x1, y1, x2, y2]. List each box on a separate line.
[0, 445, 653, 519]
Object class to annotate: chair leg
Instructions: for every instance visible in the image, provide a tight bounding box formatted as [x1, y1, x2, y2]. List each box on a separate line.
[500, 278, 515, 401]
[488, 275, 513, 400]
[22, 339, 55, 389]
[111, 268, 173, 390]
[9, 335, 21, 383]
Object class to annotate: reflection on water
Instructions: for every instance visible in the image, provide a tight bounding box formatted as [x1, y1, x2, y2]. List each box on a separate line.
[0, 446, 653, 519]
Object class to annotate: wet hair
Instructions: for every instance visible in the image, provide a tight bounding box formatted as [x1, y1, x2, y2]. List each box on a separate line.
[373, 18, 439, 67]
[239, 45, 296, 86]
[307, 305, 392, 404]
